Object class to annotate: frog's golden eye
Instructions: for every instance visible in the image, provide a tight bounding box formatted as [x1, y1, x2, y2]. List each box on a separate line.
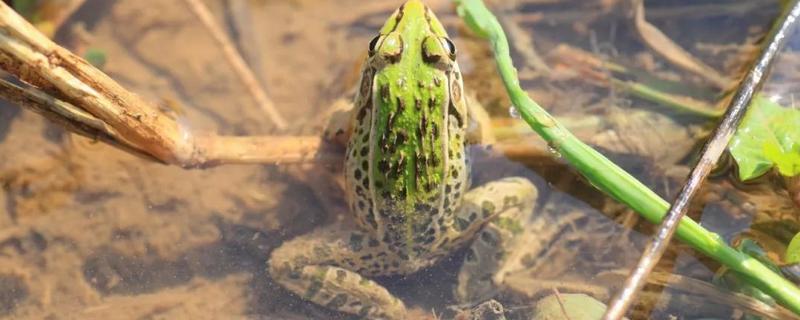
[442, 37, 457, 60]
[368, 35, 381, 56]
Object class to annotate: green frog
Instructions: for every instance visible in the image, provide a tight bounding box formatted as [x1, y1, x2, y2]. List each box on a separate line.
[268, 1, 537, 318]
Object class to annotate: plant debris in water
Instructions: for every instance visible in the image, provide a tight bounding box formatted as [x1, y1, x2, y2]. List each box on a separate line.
[730, 96, 800, 180]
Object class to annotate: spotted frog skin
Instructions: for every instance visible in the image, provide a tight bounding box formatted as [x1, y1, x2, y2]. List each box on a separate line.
[268, 1, 537, 319]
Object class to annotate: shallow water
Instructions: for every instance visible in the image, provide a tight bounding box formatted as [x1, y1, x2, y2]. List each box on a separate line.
[0, 0, 796, 319]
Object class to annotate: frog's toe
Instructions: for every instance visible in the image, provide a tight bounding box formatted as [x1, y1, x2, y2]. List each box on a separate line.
[268, 226, 408, 320]
[269, 261, 406, 319]
[465, 93, 496, 145]
[455, 224, 513, 303]
[452, 177, 538, 303]
[322, 98, 354, 146]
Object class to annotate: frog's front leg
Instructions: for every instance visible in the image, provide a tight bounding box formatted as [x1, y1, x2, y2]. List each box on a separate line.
[268, 223, 407, 320]
[465, 94, 496, 145]
[322, 98, 356, 146]
[448, 177, 538, 303]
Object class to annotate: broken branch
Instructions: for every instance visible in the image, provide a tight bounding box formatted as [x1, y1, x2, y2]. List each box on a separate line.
[0, 2, 329, 168]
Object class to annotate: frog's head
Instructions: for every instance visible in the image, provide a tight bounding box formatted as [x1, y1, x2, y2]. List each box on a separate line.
[368, 0, 456, 72]
[350, 0, 468, 228]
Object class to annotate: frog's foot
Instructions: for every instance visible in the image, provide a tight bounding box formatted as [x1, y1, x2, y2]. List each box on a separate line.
[465, 94, 496, 145]
[455, 223, 516, 303]
[322, 98, 355, 146]
[450, 177, 538, 303]
[268, 223, 407, 320]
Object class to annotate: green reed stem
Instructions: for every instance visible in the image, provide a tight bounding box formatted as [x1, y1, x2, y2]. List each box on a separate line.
[453, 0, 800, 314]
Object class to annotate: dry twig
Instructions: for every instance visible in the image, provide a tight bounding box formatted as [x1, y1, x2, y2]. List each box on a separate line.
[0, 2, 193, 163]
[0, 2, 329, 167]
[552, 288, 573, 320]
[630, 0, 731, 90]
[0, 78, 152, 160]
[499, 15, 551, 75]
[182, 0, 287, 130]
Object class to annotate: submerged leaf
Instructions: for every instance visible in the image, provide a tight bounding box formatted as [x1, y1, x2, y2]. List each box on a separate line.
[786, 232, 800, 264]
[533, 293, 608, 320]
[729, 96, 800, 180]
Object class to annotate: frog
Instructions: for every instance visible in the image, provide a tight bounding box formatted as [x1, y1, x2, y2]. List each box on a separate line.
[267, 1, 538, 319]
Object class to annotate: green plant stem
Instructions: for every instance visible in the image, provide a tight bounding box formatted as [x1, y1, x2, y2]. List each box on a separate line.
[454, 0, 800, 314]
[611, 79, 724, 118]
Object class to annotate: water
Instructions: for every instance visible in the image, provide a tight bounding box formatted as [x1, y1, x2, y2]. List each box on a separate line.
[0, 0, 794, 319]
[509, 105, 521, 119]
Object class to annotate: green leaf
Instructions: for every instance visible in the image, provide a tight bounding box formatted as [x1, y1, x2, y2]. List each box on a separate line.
[729, 96, 800, 180]
[786, 232, 800, 264]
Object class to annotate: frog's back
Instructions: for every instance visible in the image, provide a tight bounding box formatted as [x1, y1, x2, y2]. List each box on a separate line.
[344, 1, 470, 259]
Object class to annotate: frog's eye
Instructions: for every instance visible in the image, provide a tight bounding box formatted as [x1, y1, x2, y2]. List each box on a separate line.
[368, 35, 381, 56]
[442, 37, 457, 60]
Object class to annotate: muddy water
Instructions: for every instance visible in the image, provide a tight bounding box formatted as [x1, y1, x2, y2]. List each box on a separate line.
[0, 0, 794, 319]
